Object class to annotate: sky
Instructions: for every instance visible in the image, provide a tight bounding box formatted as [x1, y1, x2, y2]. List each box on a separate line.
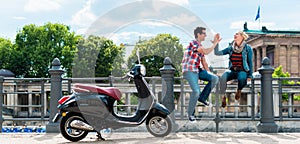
[1, 0, 300, 67]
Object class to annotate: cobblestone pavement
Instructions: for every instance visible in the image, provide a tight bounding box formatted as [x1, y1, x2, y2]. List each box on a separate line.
[1, 132, 300, 144]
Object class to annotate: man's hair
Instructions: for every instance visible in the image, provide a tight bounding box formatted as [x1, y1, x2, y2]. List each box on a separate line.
[194, 27, 206, 39]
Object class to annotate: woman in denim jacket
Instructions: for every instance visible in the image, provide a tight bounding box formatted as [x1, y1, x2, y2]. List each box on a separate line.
[214, 31, 253, 108]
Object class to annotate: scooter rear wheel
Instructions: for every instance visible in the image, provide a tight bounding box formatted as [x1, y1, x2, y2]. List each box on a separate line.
[60, 114, 89, 142]
[146, 115, 172, 137]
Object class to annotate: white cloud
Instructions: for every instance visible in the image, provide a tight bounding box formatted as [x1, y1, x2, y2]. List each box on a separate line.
[110, 31, 154, 44]
[161, 0, 189, 6]
[109, 31, 155, 60]
[12, 16, 26, 20]
[71, 0, 97, 27]
[167, 13, 197, 26]
[76, 28, 88, 35]
[139, 21, 170, 27]
[24, 0, 61, 12]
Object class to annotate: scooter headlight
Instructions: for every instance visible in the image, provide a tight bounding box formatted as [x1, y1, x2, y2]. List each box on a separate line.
[140, 64, 146, 76]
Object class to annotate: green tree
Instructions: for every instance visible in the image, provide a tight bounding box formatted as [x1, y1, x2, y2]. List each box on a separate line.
[73, 35, 125, 78]
[127, 34, 184, 77]
[0, 38, 13, 69]
[272, 65, 290, 84]
[11, 22, 80, 78]
[272, 65, 294, 101]
[111, 44, 127, 77]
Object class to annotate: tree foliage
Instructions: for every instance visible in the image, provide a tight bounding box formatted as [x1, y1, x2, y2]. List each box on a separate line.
[11, 23, 80, 78]
[272, 65, 291, 84]
[0, 38, 13, 69]
[127, 34, 183, 77]
[272, 65, 297, 101]
[73, 35, 125, 78]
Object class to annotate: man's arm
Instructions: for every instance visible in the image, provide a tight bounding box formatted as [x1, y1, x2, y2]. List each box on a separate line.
[197, 33, 222, 55]
[201, 56, 210, 71]
[200, 42, 218, 55]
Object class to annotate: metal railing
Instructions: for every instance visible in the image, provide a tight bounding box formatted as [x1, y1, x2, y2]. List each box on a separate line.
[1, 76, 300, 130]
[0, 77, 50, 126]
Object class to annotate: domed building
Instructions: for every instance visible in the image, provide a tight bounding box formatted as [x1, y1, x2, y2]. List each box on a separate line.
[0, 69, 15, 77]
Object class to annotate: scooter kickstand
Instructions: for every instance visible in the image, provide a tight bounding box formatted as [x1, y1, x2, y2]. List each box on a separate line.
[96, 132, 105, 141]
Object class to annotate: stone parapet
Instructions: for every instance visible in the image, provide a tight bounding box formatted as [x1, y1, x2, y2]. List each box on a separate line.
[113, 120, 300, 133]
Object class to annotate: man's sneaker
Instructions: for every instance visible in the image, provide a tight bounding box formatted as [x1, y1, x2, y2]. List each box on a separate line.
[188, 115, 196, 123]
[199, 100, 212, 107]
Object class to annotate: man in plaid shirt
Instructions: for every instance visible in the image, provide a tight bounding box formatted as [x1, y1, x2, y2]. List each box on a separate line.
[182, 26, 221, 122]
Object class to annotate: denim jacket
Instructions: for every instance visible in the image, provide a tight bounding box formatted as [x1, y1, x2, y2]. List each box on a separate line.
[214, 43, 253, 78]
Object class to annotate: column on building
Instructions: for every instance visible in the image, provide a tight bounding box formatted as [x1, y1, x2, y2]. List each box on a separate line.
[279, 45, 287, 72]
[299, 44, 300, 77]
[274, 45, 280, 67]
[252, 49, 257, 71]
[286, 45, 292, 74]
[289, 45, 299, 77]
[262, 46, 267, 59]
[256, 47, 261, 69]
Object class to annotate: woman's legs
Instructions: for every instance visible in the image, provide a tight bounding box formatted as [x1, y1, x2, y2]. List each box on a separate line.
[237, 71, 248, 90]
[235, 71, 248, 100]
[220, 70, 235, 95]
[220, 70, 235, 107]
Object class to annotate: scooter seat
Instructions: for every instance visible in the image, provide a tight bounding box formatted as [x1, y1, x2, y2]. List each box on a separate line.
[73, 83, 122, 100]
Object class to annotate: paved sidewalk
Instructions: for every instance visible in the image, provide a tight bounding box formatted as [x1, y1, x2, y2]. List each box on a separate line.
[1, 132, 300, 144]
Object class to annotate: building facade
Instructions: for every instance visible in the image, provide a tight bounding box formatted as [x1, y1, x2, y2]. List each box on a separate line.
[244, 23, 300, 77]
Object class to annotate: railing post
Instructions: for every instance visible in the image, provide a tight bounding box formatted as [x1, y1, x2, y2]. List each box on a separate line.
[257, 57, 278, 133]
[288, 93, 293, 117]
[109, 75, 114, 87]
[46, 58, 65, 133]
[180, 76, 184, 119]
[159, 57, 178, 132]
[41, 79, 45, 121]
[0, 76, 4, 132]
[214, 77, 221, 133]
[67, 78, 72, 94]
[278, 78, 283, 120]
[251, 78, 255, 120]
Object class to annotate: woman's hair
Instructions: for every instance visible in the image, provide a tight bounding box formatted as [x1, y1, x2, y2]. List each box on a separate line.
[237, 31, 249, 40]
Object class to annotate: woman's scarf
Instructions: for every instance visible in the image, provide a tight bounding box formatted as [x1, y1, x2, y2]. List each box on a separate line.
[232, 41, 246, 53]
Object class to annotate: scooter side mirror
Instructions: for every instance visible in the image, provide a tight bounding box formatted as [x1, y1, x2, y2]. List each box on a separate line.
[139, 64, 146, 76]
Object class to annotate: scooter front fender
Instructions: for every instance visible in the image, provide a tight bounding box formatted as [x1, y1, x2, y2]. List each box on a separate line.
[149, 103, 170, 117]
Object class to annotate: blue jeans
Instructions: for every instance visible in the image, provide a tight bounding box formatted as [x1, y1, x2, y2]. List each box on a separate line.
[220, 70, 248, 95]
[183, 70, 218, 116]
[198, 70, 219, 101]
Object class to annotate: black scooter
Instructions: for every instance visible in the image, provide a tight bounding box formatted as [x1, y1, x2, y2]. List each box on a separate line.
[53, 64, 172, 142]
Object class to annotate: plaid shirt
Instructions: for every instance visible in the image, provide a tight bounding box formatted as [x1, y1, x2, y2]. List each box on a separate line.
[181, 40, 205, 73]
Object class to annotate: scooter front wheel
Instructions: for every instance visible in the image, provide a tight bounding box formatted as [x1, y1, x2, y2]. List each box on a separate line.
[60, 114, 89, 142]
[146, 115, 172, 137]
